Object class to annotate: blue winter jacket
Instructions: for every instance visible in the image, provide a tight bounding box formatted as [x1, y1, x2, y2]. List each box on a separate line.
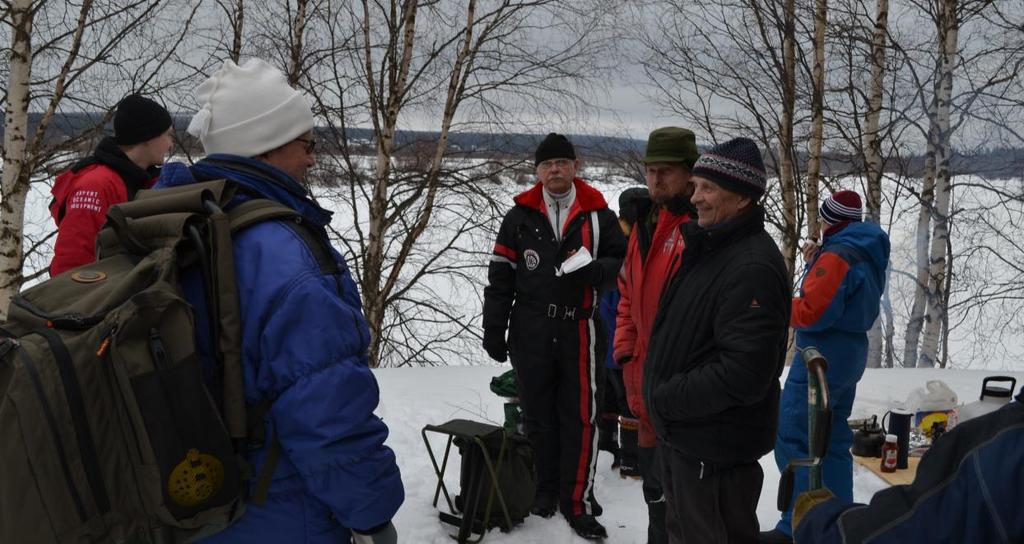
[796, 389, 1024, 544]
[155, 156, 404, 542]
[792, 221, 890, 338]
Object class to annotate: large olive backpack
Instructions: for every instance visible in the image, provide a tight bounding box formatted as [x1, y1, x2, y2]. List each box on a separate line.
[0, 181, 300, 543]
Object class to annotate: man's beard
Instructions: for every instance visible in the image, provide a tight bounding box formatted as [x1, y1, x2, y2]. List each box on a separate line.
[656, 192, 693, 216]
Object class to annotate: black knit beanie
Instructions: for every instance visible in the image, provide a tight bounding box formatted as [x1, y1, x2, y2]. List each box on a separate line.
[534, 133, 576, 166]
[618, 187, 649, 226]
[114, 94, 173, 145]
[691, 137, 767, 199]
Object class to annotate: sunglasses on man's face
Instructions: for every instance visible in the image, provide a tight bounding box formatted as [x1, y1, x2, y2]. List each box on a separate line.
[294, 137, 316, 154]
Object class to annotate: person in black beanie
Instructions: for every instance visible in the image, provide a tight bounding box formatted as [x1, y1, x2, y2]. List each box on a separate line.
[643, 137, 790, 543]
[483, 132, 626, 540]
[49, 94, 173, 275]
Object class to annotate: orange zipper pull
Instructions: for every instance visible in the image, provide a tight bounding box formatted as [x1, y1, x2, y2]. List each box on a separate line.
[96, 324, 117, 357]
[96, 337, 111, 357]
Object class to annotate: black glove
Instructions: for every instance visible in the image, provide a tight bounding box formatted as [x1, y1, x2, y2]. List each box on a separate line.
[483, 328, 508, 363]
[352, 521, 397, 544]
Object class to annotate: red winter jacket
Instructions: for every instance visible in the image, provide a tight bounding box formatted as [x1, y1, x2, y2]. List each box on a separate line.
[614, 198, 694, 447]
[49, 163, 155, 276]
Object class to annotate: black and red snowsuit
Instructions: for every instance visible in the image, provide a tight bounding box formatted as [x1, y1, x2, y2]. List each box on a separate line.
[483, 178, 626, 517]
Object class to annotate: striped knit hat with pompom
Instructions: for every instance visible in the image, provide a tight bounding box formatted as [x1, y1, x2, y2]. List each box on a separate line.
[819, 190, 863, 224]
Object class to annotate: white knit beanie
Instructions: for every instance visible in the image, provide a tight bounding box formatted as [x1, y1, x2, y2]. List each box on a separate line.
[187, 58, 315, 157]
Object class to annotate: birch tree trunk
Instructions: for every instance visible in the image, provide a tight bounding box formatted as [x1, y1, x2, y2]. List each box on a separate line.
[216, 0, 245, 62]
[903, 105, 937, 366]
[864, 0, 889, 369]
[779, 0, 800, 276]
[361, 0, 419, 368]
[917, 0, 959, 368]
[286, 0, 308, 86]
[918, 0, 959, 368]
[864, 0, 888, 219]
[0, 0, 34, 319]
[805, 0, 827, 242]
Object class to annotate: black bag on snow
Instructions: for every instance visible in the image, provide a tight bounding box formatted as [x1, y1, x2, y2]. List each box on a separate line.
[453, 431, 536, 529]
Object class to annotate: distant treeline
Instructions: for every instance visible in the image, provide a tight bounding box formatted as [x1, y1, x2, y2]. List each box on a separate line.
[6, 112, 1024, 179]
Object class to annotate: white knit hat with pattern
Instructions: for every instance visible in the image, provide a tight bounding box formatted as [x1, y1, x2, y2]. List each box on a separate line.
[187, 58, 314, 157]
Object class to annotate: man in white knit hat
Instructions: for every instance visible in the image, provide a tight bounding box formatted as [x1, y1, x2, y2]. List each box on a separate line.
[155, 59, 403, 544]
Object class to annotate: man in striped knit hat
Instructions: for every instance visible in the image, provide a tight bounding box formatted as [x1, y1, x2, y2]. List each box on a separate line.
[761, 190, 891, 544]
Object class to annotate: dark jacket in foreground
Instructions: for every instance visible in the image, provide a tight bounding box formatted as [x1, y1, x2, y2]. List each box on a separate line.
[643, 207, 790, 465]
[796, 389, 1024, 544]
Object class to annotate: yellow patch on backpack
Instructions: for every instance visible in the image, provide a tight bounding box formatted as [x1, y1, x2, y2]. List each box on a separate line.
[168, 448, 225, 507]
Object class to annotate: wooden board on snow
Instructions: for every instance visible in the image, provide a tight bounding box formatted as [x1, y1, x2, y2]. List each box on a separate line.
[853, 454, 920, 486]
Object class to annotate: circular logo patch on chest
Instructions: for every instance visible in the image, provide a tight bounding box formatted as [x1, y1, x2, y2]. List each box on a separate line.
[524, 249, 540, 271]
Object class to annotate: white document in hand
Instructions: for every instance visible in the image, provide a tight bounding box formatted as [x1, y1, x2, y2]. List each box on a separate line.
[555, 247, 593, 277]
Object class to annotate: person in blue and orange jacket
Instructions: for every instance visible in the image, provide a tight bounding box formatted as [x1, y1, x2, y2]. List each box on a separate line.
[761, 190, 891, 544]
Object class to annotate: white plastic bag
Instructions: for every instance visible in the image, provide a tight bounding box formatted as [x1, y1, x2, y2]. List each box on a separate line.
[905, 380, 958, 412]
[555, 247, 593, 277]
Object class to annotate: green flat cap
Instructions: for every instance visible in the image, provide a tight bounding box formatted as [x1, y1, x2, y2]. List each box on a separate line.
[642, 127, 699, 167]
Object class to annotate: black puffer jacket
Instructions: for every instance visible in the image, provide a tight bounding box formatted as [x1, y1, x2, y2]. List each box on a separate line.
[643, 207, 790, 465]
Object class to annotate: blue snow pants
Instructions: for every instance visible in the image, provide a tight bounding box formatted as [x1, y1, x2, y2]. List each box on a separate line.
[773, 329, 867, 537]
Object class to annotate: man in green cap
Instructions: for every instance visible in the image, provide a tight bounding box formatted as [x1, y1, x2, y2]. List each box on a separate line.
[612, 127, 700, 544]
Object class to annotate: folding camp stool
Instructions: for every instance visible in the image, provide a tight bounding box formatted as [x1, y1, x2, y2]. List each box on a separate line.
[422, 419, 515, 543]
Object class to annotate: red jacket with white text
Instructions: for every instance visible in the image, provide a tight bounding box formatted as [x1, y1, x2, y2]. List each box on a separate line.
[614, 196, 694, 446]
[49, 138, 157, 276]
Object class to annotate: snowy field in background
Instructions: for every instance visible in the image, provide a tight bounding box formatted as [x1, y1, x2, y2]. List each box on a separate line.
[380, 365, 1023, 543]
[17, 166, 1024, 369]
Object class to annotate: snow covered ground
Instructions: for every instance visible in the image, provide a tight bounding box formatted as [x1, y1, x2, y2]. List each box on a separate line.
[378, 365, 1023, 543]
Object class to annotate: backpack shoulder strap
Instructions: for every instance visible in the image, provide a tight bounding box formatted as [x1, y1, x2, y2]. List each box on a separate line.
[227, 199, 298, 232]
[228, 199, 340, 276]
[223, 199, 339, 503]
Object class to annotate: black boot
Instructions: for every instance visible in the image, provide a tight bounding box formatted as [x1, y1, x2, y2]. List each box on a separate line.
[531, 493, 557, 519]
[647, 499, 668, 544]
[566, 514, 608, 540]
[618, 416, 641, 479]
[598, 413, 620, 468]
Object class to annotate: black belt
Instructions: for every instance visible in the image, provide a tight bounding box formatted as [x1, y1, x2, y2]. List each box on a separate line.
[517, 300, 595, 320]
[544, 303, 594, 320]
